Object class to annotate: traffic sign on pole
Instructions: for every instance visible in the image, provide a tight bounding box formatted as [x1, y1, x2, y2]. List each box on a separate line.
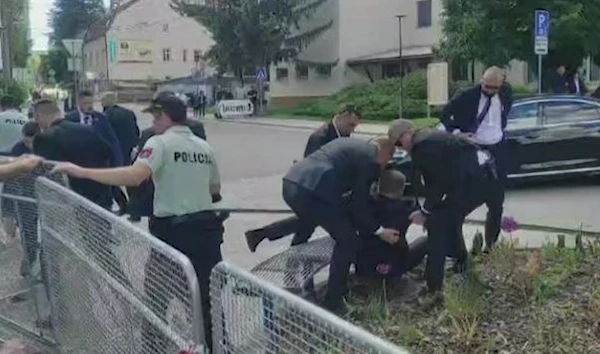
[256, 67, 268, 81]
[534, 10, 550, 55]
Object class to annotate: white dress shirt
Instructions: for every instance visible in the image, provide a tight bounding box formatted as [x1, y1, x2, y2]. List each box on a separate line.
[474, 93, 503, 146]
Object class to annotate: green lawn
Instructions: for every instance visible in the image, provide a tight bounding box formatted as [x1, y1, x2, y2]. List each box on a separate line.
[268, 113, 440, 129]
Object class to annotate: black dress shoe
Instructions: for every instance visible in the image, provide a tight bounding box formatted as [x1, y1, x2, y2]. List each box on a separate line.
[245, 230, 265, 253]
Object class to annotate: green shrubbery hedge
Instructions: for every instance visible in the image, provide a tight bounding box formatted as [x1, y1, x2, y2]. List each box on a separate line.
[0, 77, 28, 107]
[277, 70, 537, 121]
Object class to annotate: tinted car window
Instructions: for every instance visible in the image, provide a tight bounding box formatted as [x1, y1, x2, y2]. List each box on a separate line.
[543, 101, 600, 124]
[506, 103, 539, 129]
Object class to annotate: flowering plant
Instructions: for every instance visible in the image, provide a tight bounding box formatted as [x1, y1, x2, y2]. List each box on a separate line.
[500, 216, 520, 242]
[179, 345, 202, 354]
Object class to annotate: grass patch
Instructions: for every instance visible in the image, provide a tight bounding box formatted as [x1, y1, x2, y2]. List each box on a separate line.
[266, 113, 440, 130]
[345, 235, 600, 353]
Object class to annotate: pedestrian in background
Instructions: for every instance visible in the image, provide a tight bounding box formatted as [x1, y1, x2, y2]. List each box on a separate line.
[0, 95, 27, 154]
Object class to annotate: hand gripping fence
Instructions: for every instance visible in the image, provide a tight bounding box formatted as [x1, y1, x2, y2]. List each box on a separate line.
[210, 262, 411, 354]
[34, 177, 206, 353]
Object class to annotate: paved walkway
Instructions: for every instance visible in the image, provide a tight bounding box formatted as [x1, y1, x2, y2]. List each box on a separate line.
[219, 116, 390, 135]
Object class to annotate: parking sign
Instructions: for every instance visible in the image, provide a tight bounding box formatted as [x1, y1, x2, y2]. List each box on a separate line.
[534, 10, 550, 55]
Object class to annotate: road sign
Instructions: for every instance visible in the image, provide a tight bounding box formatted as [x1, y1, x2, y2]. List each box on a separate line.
[62, 39, 83, 57]
[534, 10, 550, 55]
[256, 67, 268, 81]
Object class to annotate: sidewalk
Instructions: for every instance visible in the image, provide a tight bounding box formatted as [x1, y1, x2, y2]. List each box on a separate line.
[219, 116, 390, 136]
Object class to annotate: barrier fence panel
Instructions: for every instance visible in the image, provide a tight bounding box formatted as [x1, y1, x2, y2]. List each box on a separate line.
[35, 177, 205, 353]
[0, 157, 67, 351]
[210, 261, 411, 354]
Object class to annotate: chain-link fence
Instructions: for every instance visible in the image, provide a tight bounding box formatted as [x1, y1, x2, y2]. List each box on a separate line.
[210, 261, 410, 354]
[35, 177, 205, 353]
[0, 157, 67, 351]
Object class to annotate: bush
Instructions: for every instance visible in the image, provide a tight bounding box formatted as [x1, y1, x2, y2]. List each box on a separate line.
[287, 71, 442, 121]
[0, 77, 28, 107]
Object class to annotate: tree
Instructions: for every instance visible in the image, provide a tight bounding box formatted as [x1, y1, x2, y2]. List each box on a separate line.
[172, 0, 332, 79]
[49, 0, 106, 45]
[39, 49, 70, 84]
[5, 0, 31, 68]
[438, 0, 600, 71]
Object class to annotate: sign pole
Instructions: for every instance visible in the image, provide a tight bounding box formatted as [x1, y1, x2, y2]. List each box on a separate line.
[534, 10, 550, 94]
[538, 55, 542, 94]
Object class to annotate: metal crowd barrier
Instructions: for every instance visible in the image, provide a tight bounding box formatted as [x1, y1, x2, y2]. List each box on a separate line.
[35, 177, 206, 353]
[0, 158, 67, 351]
[210, 262, 410, 354]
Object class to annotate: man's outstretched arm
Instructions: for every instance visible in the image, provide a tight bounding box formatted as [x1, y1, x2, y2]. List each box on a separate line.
[0, 156, 44, 182]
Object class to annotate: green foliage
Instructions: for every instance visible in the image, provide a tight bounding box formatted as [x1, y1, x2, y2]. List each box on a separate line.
[284, 71, 440, 121]
[438, 0, 600, 71]
[0, 77, 28, 107]
[39, 49, 70, 84]
[49, 0, 106, 45]
[172, 0, 332, 77]
[4, 0, 31, 68]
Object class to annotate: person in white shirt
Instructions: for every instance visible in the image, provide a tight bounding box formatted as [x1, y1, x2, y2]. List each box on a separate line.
[0, 95, 27, 154]
[439, 66, 513, 252]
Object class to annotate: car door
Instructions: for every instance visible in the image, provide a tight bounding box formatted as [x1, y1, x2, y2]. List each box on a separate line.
[539, 99, 600, 173]
[504, 101, 547, 176]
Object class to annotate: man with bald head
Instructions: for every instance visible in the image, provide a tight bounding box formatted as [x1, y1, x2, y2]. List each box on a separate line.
[440, 66, 511, 252]
[101, 92, 140, 215]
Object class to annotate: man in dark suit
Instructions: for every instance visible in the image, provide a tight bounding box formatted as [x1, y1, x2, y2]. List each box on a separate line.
[65, 90, 123, 167]
[389, 119, 496, 299]
[101, 92, 140, 215]
[440, 66, 510, 252]
[282, 137, 399, 312]
[551, 65, 569, 94]
[33, 99, 114, 208]
[127, 94, 207, 222]
[245, 104, 363, 251]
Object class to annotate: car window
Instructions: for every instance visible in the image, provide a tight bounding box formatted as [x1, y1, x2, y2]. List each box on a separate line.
[542, 101, 600, 125]
[506, 103, 539, 130]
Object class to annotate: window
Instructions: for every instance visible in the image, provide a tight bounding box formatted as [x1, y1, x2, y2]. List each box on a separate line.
[194, 50, 202, 63]
[163, 48, 171, 62]
[506, 103, 540, 130]
[276, 68, 289, 80]
[183, 49, 188, 62]
[315, 65, 331, 77]
[296, 64, 309, 79]
[417, 0, 432, 28]
[542, 101, 600, 124]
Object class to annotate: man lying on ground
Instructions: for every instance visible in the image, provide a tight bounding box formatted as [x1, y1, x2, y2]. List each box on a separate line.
[356, 169, 427, 278]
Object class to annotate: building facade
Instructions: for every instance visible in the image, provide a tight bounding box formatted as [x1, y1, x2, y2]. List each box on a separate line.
[269, 0, 530, 108]
[83, 0, 214, 83]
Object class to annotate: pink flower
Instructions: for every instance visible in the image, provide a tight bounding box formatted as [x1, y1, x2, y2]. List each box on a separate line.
[500, 216, 520, 234]
[179, 345, 200, 354]
[376, 263, 392, 275]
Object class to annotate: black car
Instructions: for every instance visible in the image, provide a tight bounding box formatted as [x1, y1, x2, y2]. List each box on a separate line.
[392, 95, 600, 193]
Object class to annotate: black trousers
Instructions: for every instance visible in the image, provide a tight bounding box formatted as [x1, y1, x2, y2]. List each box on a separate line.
[282, 181, 357, 310]
[112, 186, 128, 213]
[425, 174, 492, 292]
[479, 140, 507, 248]
[142, 212, 224, 353]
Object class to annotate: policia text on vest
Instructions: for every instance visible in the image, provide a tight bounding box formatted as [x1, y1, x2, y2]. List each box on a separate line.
[174, 151, 213, 164]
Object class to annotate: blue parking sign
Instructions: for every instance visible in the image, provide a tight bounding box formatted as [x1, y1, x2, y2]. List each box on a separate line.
[256, 67, 268, 81]
[535, 10, 550, 38]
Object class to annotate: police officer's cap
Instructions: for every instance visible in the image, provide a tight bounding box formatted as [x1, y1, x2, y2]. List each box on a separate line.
[143, 93, 187, 123]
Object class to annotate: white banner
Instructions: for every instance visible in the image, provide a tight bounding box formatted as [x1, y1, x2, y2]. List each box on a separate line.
[427, 62, 449, 106]
[217, 99, 254, 118]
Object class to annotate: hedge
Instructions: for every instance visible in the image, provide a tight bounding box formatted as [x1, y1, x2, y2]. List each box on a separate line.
[277, 70, 537, 121]
[0, 77, 28, 107]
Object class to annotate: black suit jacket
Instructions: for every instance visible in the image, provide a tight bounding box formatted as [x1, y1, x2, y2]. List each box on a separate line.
[65, 110, 123, 166]
[34, 120, 114, 208]
[304, 121, 340, 157]
[104, 105, 140, 163]
[440, 84, 513, 134]
[411, 129, 480, 213]
[284, 138, 381, 234]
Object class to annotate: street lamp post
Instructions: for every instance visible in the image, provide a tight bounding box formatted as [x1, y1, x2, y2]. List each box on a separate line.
[396, 15, 406, 118]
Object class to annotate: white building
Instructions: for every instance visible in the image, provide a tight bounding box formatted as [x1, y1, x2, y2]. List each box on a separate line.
[269, 0, 530, 108]
[83, 0, 214, 83]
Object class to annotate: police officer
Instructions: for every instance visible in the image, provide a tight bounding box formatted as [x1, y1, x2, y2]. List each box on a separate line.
[54, 94, 225, 350]
[388, 119, 495, 301]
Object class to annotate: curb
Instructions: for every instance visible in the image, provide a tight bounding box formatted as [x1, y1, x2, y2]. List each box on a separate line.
[218, 118, 382, 136]
[217, 208, 600, 237]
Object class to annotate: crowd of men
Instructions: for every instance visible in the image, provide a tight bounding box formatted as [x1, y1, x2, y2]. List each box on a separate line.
[0, 65, 512, 350]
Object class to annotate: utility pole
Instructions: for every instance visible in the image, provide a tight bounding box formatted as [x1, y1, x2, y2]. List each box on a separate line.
[0, 0, 13, 80]
[396, 15, 406, 118]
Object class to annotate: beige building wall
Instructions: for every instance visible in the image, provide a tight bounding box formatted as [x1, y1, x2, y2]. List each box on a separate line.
[83, 37, 109, 79]
[84, 0, 214, 82]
